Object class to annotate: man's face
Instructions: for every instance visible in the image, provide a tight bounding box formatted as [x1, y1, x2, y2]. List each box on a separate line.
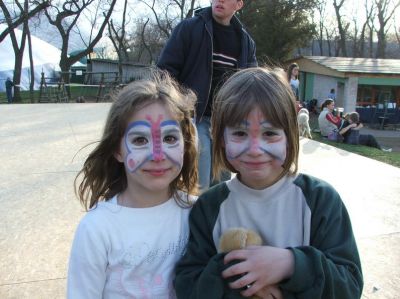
[211, 0, 243, 25]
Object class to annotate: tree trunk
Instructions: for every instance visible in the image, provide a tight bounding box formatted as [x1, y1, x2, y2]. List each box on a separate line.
[12, 33, 26, 103]
[26, 23, 35, 103]
[333, 0, 348, 57]
[376, 27, 386, 58]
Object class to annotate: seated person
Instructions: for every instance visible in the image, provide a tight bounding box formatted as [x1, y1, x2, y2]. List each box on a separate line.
[340, 112, 392, 152]
[318, 99, 343, 137]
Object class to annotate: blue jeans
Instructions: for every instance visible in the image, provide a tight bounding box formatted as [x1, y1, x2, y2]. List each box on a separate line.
[196, 117, 230, 191]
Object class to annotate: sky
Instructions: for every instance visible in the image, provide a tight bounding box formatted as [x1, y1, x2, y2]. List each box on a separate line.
[2, 0, 399, 53]
[198, 0, 399, 35]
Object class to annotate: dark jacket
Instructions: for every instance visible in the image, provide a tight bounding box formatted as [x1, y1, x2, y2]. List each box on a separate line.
[157, 7, 257, 121]
[174, 174, 363, 299]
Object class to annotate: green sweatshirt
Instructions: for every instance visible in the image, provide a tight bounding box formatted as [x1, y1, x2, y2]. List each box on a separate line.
[174, 173, 363, 299]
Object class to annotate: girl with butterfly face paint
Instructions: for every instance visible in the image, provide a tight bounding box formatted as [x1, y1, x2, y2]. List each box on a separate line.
[174, 68, 363, 299]
[119, 104, 185, 195]
[68, 71, 199, 299]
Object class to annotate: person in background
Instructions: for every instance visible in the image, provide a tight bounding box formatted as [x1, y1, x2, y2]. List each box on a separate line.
[287, 62, 299, 101]
[318, 99, 343, 137]
[340, 111, 392, 152]
[5, 77, 14, 104]
[174, 67, 363, 299]
[157, 0, 257, 191]
[328, 88, 336, 100]
[67, 71, 199, 299]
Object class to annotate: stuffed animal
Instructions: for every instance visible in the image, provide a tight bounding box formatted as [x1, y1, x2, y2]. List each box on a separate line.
[219, 228, 263, 299]
[219, 227, 262, 253]
[297, 108, 312, 139]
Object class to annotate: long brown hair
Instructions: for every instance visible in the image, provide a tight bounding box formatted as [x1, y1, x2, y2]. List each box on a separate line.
[287, 62, 299, 81]
[321, 99, 334, 110]
[75, 70, 198, 210]
[212, 67, 299, 182]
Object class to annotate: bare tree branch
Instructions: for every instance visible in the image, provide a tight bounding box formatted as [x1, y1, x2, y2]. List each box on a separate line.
[375, 0, 400, 57]
[0, 0, 50, 43]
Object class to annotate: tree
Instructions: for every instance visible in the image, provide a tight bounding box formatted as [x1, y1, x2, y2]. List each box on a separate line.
[314, 0, 327, 55]
[107, 0, 131, 82]
[139, 0, 199, 39]
[1, 0, 49, 102]
[374, 0, 400, 58]
[239, 0, 317, 63]
[1, 1, 41, 102]
[129, 17, 166, 64]
[394, 16, 400, 49]
[346, 0, 376, 57]
[333, 0, 349, 57]
[44, 0, 117, 96]
[359, 0, 376, 57]
[0, 0, 49, 43]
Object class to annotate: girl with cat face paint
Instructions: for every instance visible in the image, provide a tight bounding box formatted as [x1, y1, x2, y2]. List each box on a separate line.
[174, 67, 363, 299]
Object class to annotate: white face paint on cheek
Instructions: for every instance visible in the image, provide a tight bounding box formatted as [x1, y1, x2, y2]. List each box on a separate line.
[224, 128, 250, 160]
[123, 119, 185, 173]
[160, 120, 184, 170]
[223, 125, 287, 163]
[259, 136, 287, 163]
[124, 121, 153, 173]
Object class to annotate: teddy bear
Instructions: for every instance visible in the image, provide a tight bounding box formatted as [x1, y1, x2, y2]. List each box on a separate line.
[219, 227, 263, 253]
[218, 227, 263, 299]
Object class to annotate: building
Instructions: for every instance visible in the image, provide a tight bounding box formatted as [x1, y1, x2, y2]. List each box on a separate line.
[85, 59, 153, 85]
[287, 56, 400, 114]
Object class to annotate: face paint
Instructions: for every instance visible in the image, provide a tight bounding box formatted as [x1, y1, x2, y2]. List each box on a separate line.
[124, 115, 184, 173]
[224, 110, 287, 163]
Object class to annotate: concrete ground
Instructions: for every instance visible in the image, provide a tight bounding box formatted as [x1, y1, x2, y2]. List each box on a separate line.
[1, 104, 399, 299]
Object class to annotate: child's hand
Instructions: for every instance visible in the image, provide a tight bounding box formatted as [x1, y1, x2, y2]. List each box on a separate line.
[221, 245, 294, 297]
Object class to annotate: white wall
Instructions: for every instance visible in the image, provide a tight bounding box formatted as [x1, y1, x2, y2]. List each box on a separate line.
[313, 74, 338, 100]
[312, 74, 338, 110]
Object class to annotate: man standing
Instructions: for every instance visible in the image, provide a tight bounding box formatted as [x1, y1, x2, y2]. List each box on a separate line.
[5, 77, 14, 104]
[157, 0, 257, 190]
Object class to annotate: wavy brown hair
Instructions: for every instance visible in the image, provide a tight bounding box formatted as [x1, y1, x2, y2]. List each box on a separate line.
[75, 70, 198, 210]
[287, 62, 299, 81]
[211, 67, 299, 183]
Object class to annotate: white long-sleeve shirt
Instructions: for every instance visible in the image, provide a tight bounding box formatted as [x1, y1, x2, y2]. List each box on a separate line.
[67, 193, 194, 299]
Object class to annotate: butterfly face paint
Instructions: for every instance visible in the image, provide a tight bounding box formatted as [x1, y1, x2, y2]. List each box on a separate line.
[224, 109, 287, 163]
[123, 115, 184, 173]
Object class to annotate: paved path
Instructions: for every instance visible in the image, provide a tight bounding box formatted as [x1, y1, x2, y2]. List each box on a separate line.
[1, 104, 399, 298]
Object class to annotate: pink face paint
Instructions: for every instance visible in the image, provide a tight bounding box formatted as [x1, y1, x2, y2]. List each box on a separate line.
[128, 159, 136, 170]
[124, 116, 184, 173]
[147, 115, 163, 162]
[224, 109, 287, 163]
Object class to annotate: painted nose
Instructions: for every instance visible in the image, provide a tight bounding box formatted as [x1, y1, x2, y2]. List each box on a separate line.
[152, 150, 165, 162]
[248, 137, 263, 155]
[152, 128, 164, 161]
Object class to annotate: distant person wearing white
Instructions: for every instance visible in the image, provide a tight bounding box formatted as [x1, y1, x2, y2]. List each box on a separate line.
[287, 63, 299, 100]
[318, 99, 343, 137]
